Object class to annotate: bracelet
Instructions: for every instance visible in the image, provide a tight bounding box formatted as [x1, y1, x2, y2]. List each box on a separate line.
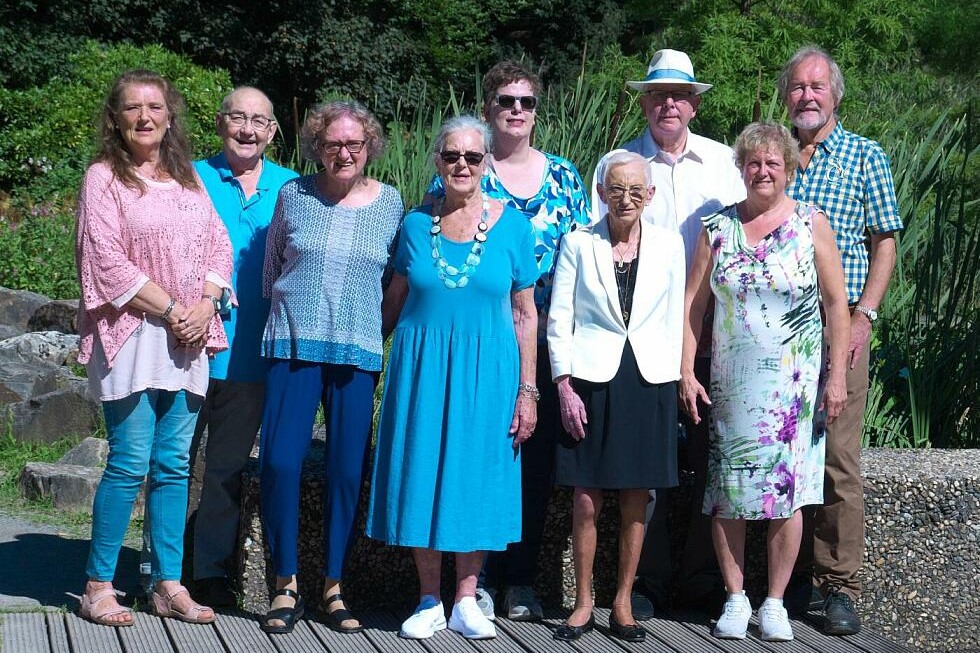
[160, 298, 176, 321]
[518, 382, 540, 401]
[202, 294, 221, 315]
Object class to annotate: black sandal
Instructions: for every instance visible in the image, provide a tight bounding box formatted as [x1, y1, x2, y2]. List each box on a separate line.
[317, 592, 364, 633]
[260, 588, 305, 634]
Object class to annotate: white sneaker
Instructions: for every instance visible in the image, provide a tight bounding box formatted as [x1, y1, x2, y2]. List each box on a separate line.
[400, 595, 446, 639]
[758, 597, 794, 641]
[713, 591, 751, 639]
[449, 596, 497, 639]
[475, 588, 496, 621]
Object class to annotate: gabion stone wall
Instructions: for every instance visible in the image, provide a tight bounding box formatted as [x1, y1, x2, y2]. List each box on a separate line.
[237, 444, 979, 652]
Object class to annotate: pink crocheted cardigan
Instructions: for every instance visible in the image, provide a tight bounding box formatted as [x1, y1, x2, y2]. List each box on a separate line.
[75, 161, 233, 367]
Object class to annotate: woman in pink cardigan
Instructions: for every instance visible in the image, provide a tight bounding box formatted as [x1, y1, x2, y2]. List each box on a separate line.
[74, 70, 233, 627]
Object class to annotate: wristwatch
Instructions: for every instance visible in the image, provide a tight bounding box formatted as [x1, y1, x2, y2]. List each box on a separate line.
[203, 294, 221, 315]
[854, 305, 878, 323]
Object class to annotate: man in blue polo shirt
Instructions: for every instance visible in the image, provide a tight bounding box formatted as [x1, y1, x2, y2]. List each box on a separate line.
[779, 46, 902, 635]
[191, 86, 298, 606]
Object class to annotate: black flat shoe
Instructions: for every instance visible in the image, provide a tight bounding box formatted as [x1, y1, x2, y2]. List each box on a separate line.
[553, 613, 595, 641]
[609, 613, 646, 642]
[261, 588, 305, 634]
[317, 592, 364, 633]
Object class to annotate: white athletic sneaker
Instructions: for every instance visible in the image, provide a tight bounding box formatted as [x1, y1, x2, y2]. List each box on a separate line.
[475, 588, 496, 621]
[758, 597, 794, 641]
[400, 595, 446, 639]
[713, 591, 751, 639]
[449, 596, 497, 639]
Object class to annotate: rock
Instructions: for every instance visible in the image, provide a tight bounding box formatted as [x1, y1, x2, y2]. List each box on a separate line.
[0, 359, 62, 403]
[0, 287, 50, 335]
[0, 331, 80, 366]
[5, 381, 101, 444]
[19, 461, 145, 517]
[0, 325, 21, 340]
[19, 462, 101, 511]
[26, 299, 78, 334]
[58, 437, 107, 468]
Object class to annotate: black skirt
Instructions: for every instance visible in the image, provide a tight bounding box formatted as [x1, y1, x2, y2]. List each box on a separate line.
[555, 341, 678, 490]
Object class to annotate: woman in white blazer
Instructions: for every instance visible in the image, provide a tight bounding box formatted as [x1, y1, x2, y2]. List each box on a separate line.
[547, 150, 685, 643]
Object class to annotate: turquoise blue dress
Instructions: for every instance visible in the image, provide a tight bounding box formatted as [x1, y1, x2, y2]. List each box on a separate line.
[366, 205, 539, 551]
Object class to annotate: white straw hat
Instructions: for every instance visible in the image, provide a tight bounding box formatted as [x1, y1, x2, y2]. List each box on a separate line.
[626, 49, 712, 94]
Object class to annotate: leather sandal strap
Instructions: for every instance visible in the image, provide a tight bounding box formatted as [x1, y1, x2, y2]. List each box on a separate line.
[272, 587, 300, 600]
[86, 586, 119, 604]
[323, 593, 344, 604]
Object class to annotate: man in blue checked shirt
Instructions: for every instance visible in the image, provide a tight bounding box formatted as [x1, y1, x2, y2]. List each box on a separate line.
[189, 87, 298, 606]
[779, 46, 903, 636]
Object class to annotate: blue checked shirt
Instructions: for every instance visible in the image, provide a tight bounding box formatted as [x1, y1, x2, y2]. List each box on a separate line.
[787, 122, 902, 303]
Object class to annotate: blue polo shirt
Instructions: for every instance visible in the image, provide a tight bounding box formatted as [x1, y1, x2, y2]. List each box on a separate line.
[195, 154, 298, 383]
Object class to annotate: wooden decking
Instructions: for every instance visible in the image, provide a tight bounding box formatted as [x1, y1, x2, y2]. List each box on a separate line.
[1, 607, 913, 653]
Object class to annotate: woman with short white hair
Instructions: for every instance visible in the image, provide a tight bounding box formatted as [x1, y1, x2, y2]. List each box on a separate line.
[548, 149, 685, 642]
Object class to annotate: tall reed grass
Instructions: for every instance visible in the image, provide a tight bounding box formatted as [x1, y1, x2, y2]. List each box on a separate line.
[291, 73, 977, 448]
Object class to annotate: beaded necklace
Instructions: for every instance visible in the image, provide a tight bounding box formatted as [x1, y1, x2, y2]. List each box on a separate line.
[430, 193, 490, 289]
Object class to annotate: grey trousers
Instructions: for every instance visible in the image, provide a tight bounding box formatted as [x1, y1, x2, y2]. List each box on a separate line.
[190, 379, 265, 580]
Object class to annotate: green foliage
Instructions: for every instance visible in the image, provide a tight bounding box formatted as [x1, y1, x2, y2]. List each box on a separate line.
[0, 40, 231, 196]
[0, 195, 79, 298]
[867, 111, 980, 447]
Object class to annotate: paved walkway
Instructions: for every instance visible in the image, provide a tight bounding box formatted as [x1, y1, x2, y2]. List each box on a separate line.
[0, 513, 138, 611]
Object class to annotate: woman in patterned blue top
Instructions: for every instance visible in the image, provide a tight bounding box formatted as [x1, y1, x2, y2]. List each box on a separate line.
[427, 60, 591, 622]
[258, 101, 403, 635]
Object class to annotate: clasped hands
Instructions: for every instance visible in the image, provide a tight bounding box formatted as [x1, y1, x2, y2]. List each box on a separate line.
[165, 298, 215, 348]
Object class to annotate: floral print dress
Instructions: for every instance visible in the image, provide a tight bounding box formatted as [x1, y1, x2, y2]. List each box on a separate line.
[703, 202, 826, 520]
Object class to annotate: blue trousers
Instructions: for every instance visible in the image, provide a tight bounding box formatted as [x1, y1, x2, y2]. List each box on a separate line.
[87, 389, 202, 582]
[259, 359, 376, 579]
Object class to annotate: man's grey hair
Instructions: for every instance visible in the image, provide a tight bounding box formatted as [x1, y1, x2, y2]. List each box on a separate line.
[777, 46, 846, 106]
[432, 115, 492, 162]
[597, 150, 652, 187]
[219, 86, 276, 119]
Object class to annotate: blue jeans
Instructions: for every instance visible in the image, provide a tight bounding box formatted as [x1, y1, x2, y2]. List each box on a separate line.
[86, 389, 202, 582]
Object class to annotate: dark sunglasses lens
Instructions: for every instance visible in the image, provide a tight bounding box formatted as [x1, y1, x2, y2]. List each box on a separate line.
[497, 95, 516, 109]
[521, 96, 538, 111]
[463, 152, 485, 165]
[440, 151, 461, 163]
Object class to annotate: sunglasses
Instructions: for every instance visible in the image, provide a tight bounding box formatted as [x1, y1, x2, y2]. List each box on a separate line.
[495, 94, 538, 111]
[439, 150, 486, 166]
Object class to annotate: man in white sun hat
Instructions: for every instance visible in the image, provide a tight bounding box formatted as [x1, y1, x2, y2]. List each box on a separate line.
[591, 48, 744, 620]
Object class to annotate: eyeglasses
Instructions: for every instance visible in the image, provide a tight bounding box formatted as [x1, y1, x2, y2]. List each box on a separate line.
[222, 112, 275, 131]
[321, 140, 367, 154]
[494, 94, 538, 111]
[604, 185, 648, 202]
[439, 150, 486, 166]
[645, 90, 694, 104]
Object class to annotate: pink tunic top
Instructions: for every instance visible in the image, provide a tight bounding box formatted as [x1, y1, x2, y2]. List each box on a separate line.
[75, 162, 233, 369]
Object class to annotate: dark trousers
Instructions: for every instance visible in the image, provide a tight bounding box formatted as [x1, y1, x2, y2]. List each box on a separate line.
[259, 359, 376, 580]
[190, 379, 265, 580]
[636, 355, 722, 604]
[483, 347, 557, 588]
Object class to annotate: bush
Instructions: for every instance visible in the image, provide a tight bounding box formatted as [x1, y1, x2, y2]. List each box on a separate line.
[0, 40, 232, 198]
[0, 41, 233, 296]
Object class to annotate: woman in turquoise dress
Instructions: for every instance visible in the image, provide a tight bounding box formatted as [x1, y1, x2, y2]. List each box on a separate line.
[367, 115, 539, 641]
[426, 61, 591, 622]
[680, 122, 849, 642]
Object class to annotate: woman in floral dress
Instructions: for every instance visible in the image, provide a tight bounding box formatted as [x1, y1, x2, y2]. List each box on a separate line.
[680, 122, 849, 642]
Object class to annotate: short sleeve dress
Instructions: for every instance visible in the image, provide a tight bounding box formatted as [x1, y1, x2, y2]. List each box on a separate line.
[702, 202, 826, 520]
[367, 205, 539, 551]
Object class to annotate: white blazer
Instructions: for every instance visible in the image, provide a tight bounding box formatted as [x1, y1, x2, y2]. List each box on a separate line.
[548, 218, 685, 384]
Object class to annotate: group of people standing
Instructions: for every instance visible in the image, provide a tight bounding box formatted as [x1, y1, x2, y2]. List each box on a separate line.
[73, 43, 901, 646]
